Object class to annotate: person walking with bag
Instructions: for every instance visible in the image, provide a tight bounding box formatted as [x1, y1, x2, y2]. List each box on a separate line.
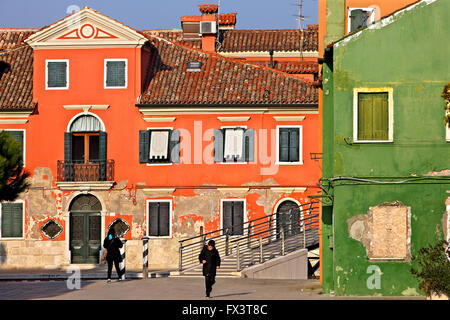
[198, 239, 221, 298]
[103, 228, 123, 283]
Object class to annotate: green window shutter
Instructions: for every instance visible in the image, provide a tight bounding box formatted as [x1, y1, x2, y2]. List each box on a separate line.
[47, 61, 67, 88]
[148, 202, 159, 236]
[8, 131, 24, 159]
[106, 61, 126, 87]
[358, 93, 389, 141]
[1, 202, 23, 238]
[243, 129, 255, 162]
[214, 129, 224, 163]
[99, 132, 107, 162]
[232, 202, 244, 236]
[279, 128, 290, 162]
[289, 128, 300, 162]
[169, 130, 180, 163]
[222, 201, 233, 234]
[64, 132, 73, 181]
[139, 130, 150, 163]
[372, 93, 389, 140]
[158, 202, 170, 237]
[98, 132, 107, 181]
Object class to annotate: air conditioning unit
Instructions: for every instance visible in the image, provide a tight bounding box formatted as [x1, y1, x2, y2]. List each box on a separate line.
[200, 21, 217, 34]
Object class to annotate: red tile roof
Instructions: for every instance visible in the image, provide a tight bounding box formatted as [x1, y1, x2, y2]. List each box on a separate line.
[198, 4, 219, 14]
[138, 35, 318, 106]
[0, 44, 35, 111]
[0, 29, 36, 51]
[218, 25, 318, 53]
[261, 61, 319, 74]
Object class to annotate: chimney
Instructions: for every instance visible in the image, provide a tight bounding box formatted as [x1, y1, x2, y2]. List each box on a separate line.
[198, 4, 218, 53]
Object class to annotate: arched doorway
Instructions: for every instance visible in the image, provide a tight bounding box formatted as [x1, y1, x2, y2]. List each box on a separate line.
[275, 200, 301, 238]
[69, 194, 102, 264]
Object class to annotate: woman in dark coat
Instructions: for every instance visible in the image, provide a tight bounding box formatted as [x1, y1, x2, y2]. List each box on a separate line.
[198, 239, 221, 298]
[103, 228, 123, 283]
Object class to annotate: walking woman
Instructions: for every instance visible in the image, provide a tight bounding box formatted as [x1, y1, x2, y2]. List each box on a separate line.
[198, 240, 221, 298]
[103, 228, 123, 283]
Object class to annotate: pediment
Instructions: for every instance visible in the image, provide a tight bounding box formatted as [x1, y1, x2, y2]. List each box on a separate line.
[25, 7, 148, 49]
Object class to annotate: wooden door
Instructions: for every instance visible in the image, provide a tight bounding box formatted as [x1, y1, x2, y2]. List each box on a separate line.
[70, 212, 101, 264]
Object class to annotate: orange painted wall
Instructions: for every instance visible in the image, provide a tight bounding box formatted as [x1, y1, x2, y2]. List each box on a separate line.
[0, 46, 324, 197]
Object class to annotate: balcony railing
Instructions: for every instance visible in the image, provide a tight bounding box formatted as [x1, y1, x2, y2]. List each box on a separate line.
[57, 160, 115, 182]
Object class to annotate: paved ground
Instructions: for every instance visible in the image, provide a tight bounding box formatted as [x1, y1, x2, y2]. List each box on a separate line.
[0, 277, 426, 300]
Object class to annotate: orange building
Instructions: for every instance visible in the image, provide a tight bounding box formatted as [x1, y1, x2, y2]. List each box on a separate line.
[0, 6, 319, 271]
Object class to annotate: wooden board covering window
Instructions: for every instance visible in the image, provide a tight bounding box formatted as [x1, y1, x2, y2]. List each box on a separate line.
[369, 205, 410, 260]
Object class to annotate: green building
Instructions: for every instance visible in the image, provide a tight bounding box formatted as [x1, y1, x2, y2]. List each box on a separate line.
[321, 0, 450, 296]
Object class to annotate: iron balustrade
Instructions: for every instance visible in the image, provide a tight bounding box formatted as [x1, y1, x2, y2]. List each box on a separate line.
[178, 201, 320, 272]
[57, 160, 115, 182]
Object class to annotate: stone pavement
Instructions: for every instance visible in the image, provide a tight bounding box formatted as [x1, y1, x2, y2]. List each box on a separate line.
[0, 277, 426, 300]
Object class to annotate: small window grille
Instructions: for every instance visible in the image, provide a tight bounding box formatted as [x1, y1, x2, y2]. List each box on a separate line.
[41, 219, 63, 239]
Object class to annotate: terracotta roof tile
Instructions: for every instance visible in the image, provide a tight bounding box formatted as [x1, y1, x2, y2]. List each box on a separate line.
[0, 29, 36, 51]
[139, 35, 318, 106]
[218, 25, 318, 53]
[261, 61, 319, 74]
[0, 44, 35, 111]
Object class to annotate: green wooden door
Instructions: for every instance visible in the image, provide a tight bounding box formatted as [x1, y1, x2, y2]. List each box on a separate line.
[70, 212, 101, 264]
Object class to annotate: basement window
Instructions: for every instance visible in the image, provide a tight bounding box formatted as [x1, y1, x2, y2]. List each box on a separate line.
[186, 61, 202, 72]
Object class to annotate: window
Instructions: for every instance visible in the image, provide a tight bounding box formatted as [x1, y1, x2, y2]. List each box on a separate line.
[277, 126, 303, 164]
[221, 200, 245, 236]
[104, 59, 127, 88]
[214, 128, 255, 163]
[46, 60, 68, 89]
[139, 129, 180, 164]
[1, 130, 25, 166]
[0, 201, 24, 239]
[147, 200, 171, 237]
[348, 8, 375, 33]
[353, 88, 393, 142]
[187, 61, 202, 72]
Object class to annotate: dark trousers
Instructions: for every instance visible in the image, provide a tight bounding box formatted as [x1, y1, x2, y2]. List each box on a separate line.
[107, 258, 122, 279]
[205, 275, 216, 296]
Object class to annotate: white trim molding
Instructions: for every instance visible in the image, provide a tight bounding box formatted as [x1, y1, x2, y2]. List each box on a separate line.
[353, 87, 394, 143]
[63, 105, 109, 112]
[66, 111, 106, 132]
[143, 117, 176, 123]
[273, 116, 305, 122]
[217, 116, 250, 122]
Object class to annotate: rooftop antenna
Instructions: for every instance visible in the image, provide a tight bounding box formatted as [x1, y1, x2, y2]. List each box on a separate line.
[216, 0, 222, 51]
[292, 0, 308, 61]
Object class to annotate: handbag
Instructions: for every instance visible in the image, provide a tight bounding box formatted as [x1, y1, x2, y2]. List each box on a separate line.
[100, 248, 108, 265]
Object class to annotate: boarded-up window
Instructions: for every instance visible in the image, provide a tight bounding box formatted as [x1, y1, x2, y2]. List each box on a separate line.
[47, 61, 68, 88]
[368, 203, 411, 260]
[105, 60, 126, 88]
[222, 200, 244, 235]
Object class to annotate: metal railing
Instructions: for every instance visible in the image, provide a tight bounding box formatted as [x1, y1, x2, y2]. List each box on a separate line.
[57, 159, 115, 182]
[178, 201, 320, 272]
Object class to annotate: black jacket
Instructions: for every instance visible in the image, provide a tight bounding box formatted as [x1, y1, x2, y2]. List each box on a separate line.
[103, 236, 123, 262]
[198, 245, 221, 277]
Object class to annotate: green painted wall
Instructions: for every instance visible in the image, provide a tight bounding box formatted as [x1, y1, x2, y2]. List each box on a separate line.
[322, 0, 450, 296]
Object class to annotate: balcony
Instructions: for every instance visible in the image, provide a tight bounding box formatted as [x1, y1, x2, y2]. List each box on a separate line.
[56, 160, 115, 191]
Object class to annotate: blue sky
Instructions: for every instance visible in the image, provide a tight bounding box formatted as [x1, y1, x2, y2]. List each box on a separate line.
[0, 0, 318, 30]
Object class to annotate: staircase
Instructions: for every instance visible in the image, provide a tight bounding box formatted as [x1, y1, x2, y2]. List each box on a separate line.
[172, 201, 320, 278]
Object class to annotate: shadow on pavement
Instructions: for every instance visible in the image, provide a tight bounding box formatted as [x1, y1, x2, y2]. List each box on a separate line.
[0, 280, 96, 300]
[212, 292, 251, 298]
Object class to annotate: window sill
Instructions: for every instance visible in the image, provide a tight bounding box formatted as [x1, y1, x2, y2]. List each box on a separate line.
[146, 162, 173, 166]
[45, 87, 69, 90]
[0, 237, 24, 240]
[275, 161, 304, 165]
[146, 236, 173, 239]
[56, 181, 114, 191]
[353, 140, 394, 144]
